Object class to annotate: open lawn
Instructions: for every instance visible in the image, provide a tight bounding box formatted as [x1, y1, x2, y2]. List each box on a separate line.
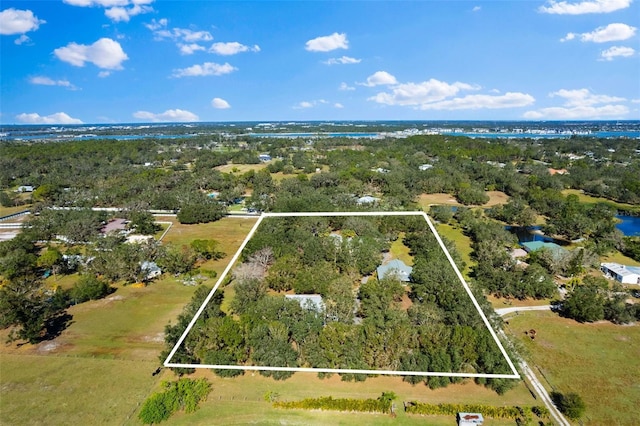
[562, 189, 640, 212]
[434, 223, 473, 277]
[1, 214, 536, 425]
[486, 294, 553, 309]
[418, 191, 509, 209]
[126, 371, 533, 426]
[505, 311, 640, 425]
[0, 354, 158, 426]
[0, 205, 30, 217]
[214, 163, 268, 174]
[601, 250, 640, 267]
[0, 216, 260, 425]
[0, 277, 197, 362]
[389, 232, 413, 265]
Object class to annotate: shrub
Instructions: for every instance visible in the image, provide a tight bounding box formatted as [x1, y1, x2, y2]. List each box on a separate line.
[138, 378, 212, 424]
[69, 275, 111, 303]
[551, 391, 585, 420]
[273, 393, 394, 413]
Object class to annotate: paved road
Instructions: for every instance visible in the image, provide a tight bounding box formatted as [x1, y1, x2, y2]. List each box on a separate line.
[496, 307, 570, 426]
[495, 305, 552, 316]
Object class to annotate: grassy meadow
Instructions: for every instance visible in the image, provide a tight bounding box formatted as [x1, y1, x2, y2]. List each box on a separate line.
[0, 214, 541, 425]
[0, 205, 30, 217]
[434, 223, 473, 277]
[132, 372, 530, 426]
[418, 191, 509, 209]
[505, 310, 640, 425]
[562, 189, 640, 212]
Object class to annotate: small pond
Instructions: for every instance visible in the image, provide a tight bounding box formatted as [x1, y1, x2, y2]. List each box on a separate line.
[616, 215, 640, 237]
[504, 226, 567, 245]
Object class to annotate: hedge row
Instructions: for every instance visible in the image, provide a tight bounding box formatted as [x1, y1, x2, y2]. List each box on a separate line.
[404, 402, 550, 420]
[274, 396, 390, 413]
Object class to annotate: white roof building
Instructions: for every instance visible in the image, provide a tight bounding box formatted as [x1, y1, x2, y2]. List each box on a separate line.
[601, 263, 640, 285]
[285, 294, 324, 312]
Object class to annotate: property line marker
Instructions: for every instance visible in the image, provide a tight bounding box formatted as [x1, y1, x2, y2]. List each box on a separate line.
[164, 211, 520, 380]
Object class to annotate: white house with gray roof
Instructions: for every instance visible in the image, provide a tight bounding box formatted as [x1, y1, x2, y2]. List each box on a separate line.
[377, 259, 413, 282]
[601, 263, 640, 285]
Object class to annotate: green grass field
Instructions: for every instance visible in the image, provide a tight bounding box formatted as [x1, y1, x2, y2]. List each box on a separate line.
[434, 223, 473, 277]
[505, 311, 640, 425]
[124, 371, 532, 425]
[1, 215, 539, 425]
[0, 354, 158, 425]
[389, 232, 413, 265]
[562, 189, 640, 212]
[0, 204, 30, 217]
[214, 163, 268, 174]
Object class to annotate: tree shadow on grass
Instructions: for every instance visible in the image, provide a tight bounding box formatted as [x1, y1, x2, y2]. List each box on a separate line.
[42, 312, 74, 341]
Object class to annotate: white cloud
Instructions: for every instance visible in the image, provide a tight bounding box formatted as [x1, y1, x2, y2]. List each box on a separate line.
[171, 62, 237, 77]
[209, 42, 260, 55]
[16, 112, 83, 124]
[64, 0, 153, 22]
[339, 82, 355, 91]
[98, 71, 111, 78]
[146, 20, 217, 54]
[361, 71, 397, 87]
[524, 105, 629, 119]
[54, 38, 128, 70]
[293, 100, 329, 109]
[524, 88, 629, 119]
[296, 101, 314, 109]
[334, 103, 344, 109]
[176, 29, 213, 42]
[539, 0, 631, 14]
[418, 92, 535, 110]
[601, 45, 636, 60]
[178, 43, 205, 55]
[368, 78, 477, 105]
[365, 76, 531, 111]
[133, 109, 199, 122]
[211, 97, 231, 109]
[324, 56, 361, 65]
[0, 8, 46, 35]
[550, 88, 625, 106]
[29, 76, 78, 90]
[64, 0, 130, 6]
[144, 18, 167, 31]
[472, 6, 482, 12]
[149, 23, 213, 42]
[104, 3, 153, 22]
[305, 32, 348, 52]
[14, 34, 30, 45]
[563, 23, 637, 43]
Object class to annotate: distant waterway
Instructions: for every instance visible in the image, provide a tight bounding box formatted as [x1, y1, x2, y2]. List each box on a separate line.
[3, 133, 199, 141]
[616, 215, 640, 237]
[447, 131, 640, 139]
[247, 132, 379, 138]
[2, 130, 638, 142]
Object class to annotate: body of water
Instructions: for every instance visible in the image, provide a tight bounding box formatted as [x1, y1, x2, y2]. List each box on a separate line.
[504, 225, 570, 245]
[616, 215, 640, 237]
[448, 131, 640, 139]
[247, 132, 379, 138]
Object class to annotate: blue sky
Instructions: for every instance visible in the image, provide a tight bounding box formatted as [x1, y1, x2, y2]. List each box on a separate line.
[1, 0, 639, 124]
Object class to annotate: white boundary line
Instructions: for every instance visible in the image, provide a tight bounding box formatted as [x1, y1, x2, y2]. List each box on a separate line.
[164, 211, 520, 379]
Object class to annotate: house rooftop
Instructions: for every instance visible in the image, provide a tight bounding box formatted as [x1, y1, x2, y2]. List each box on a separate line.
[601, 262, 640, 277]
[521, 241, 568, 260]
[285, 294, 324, 312]
[101, 218, 128, 234]
[377, 259, 413, 282]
